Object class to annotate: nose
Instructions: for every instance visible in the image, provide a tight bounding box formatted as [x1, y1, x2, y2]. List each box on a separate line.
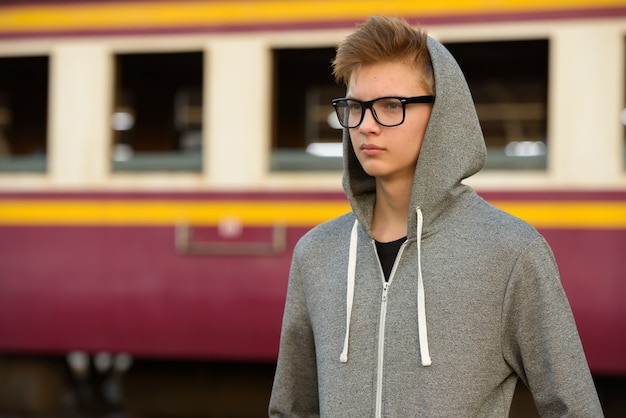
[358, 107, 380, 133]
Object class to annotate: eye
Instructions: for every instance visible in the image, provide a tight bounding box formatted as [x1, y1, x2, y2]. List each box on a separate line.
[348, 101, 362, 111]
[378, 99, 403, 112]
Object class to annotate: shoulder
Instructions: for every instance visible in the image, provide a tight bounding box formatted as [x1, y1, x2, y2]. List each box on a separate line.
[473, 196, 540, 239]
[290, 212, 356, 282]
[294, 212, 355, 254]
[462, 195, 550, 258]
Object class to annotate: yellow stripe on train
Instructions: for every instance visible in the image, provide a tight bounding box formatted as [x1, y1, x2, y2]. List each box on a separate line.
[0, 0, 624, 33]
[0, 200, 351, 227]
[0, 200, 625, 229]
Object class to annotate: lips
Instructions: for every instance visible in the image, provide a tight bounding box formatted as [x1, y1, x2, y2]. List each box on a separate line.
[360, 143, 385, 156]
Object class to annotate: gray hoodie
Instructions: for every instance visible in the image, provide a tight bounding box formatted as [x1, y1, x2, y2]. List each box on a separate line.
[269, 36, 603, 417]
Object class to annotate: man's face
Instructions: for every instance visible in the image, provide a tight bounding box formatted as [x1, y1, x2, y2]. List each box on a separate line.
[347, 61, 433, 183]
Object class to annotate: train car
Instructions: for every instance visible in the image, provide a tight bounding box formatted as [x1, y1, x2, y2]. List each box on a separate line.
[0, 0, 625, 416]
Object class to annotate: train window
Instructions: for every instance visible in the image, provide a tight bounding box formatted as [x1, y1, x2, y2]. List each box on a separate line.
[444, 40, 549, 170]
[271, 47, 345, 171]
[0, 56, 49, 172]
[111, 51, 203, 172]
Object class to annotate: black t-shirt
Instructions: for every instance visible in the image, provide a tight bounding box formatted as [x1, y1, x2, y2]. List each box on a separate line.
[375, 236, 406, 281]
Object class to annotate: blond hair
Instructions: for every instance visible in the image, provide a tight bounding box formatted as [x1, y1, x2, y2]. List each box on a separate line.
[332, 16, 434, 94]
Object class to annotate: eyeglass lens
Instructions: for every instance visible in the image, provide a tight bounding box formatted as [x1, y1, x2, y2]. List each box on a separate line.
[335, 98, 405, 128]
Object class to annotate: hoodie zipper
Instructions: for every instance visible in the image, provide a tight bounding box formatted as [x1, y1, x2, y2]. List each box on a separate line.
[374, 241, 407, 418]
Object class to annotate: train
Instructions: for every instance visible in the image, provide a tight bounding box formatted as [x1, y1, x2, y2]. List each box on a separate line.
[0, 0, 625, 416]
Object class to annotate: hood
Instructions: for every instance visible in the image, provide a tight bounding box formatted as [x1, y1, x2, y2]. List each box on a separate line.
[338, 36, 487, 367]
[342, 36, 487, 239]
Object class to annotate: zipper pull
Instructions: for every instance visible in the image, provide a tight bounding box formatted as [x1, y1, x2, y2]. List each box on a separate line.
[382, 282, 390, 302]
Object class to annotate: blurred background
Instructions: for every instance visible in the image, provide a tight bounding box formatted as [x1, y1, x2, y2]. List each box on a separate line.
[0, 0, 625, 416]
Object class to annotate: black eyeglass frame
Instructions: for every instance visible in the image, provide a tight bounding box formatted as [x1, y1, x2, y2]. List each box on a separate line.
[331, 95, 436, 128]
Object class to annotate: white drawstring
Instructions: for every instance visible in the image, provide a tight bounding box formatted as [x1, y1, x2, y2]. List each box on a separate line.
[416, 207, 432, 366]
[340, 214, 431, 366]
[340, 219, 359, 363]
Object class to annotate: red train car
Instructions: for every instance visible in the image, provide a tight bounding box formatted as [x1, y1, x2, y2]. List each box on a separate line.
[0, 191, 625, 369]
[0, 192, 349, 361]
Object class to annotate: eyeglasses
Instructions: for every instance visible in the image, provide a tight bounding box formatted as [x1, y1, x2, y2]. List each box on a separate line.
[331, 95, 435, 128]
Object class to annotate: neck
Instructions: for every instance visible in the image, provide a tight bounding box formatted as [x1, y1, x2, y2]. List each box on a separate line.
[371, 177, 412, 242]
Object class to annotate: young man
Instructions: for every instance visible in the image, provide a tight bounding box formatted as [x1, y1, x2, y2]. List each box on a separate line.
[269, 16, 603, 417]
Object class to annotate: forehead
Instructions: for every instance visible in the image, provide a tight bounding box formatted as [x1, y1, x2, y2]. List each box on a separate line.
[347, 61, 425, 98]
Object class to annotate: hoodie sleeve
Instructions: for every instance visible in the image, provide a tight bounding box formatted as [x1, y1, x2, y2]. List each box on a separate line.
[501, 236, 604, 417]
[269, 251, 320, 418]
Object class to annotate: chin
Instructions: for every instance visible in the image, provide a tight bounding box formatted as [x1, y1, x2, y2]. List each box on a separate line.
[360, 165, 389, 179]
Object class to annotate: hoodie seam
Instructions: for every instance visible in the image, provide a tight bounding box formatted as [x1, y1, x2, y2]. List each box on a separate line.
[499, 236, 544, 375]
